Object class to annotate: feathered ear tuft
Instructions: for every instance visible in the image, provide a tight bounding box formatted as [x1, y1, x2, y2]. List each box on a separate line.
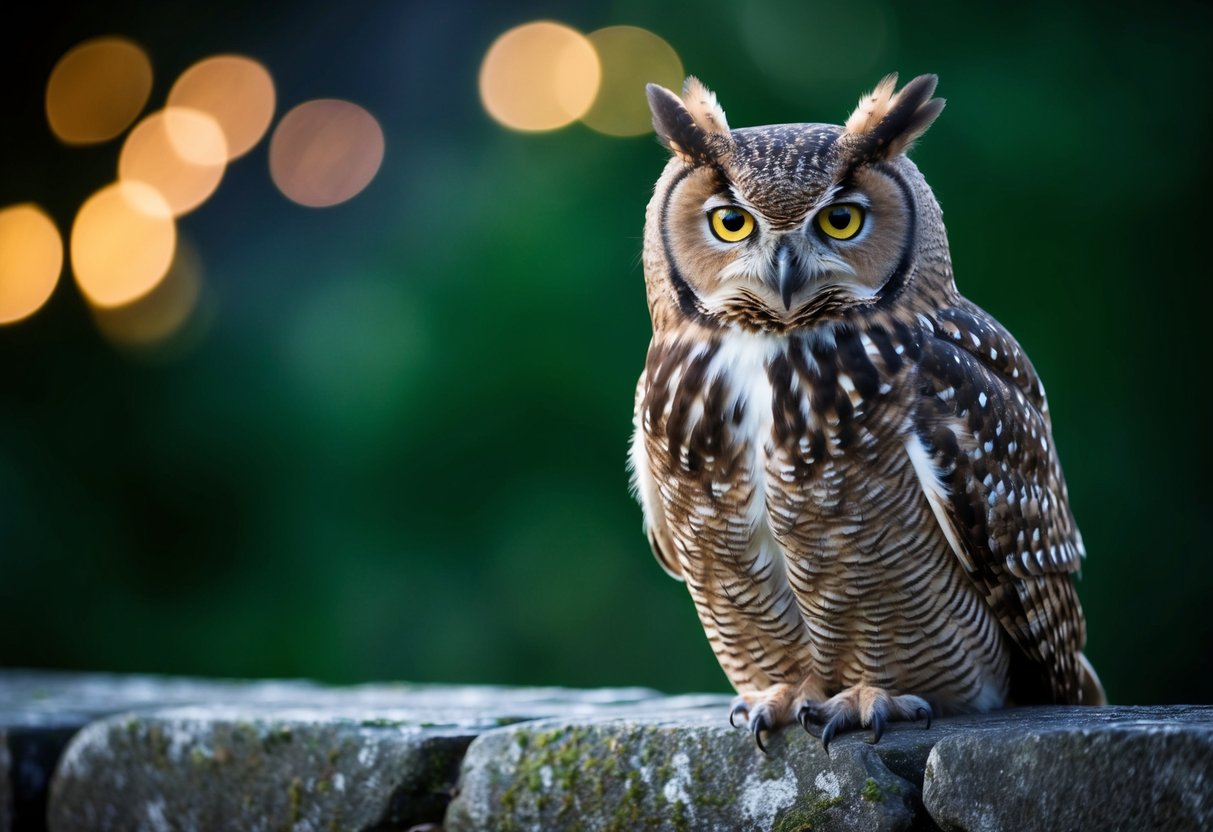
[681, 76, 730, 135]
[845, 73, 901, 135]
[646, 77, 731, 166]
[843, 73, 945, 161]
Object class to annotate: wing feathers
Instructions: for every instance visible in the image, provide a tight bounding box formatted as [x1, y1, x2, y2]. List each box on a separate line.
[910, 303, 1090, 702]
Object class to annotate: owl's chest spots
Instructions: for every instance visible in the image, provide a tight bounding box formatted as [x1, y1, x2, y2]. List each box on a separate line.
[642, 321, 916, 560]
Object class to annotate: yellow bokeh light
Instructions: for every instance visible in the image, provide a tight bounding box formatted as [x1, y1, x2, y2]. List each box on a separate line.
[479, 21, 601, 131]
[269, 99, 385, 208]
[71, 181, 177, 308]
[119, 108, 228, 216]
[583, 27, 683, 137]
[167, 55, 276, 161]
[92, 238, 203, 350]
[46, 37, 153, 145]
[0, 204, 63, 325]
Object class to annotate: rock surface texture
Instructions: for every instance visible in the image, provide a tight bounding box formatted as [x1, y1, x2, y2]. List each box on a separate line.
[0, 670, 1210, 831]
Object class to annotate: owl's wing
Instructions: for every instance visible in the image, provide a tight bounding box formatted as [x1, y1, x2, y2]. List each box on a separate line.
[630, 370, 683, 580]
[905, 300, 1087, 702]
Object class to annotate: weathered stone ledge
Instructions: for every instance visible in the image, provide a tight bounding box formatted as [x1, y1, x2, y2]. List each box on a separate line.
[1, 670, 1210, 831]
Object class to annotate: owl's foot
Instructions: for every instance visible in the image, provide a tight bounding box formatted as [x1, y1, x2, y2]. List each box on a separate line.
[797, 684, 932, 751]
[729, 678, 826, 753]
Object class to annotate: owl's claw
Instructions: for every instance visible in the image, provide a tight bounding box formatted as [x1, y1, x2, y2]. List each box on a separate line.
[867, 710, 887, 744]
[820, 714, 846, 752]
[729, 681, 829, 752]
[729, 699, 749, 729]
[749, 711, 772, 754]
[796, 700, 820, 733]
[801, 684, 933, 750]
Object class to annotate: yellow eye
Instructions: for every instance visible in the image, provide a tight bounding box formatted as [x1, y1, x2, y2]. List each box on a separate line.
[709, 206, 755, 243]
[816, 204, 865, 240]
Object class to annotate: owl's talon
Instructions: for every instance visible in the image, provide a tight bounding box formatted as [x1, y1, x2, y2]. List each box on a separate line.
[915, 705, 932, 730]
[796, 701, 820, 733]
[820, 715, 848, 753]
[867, 711, 886, 744]
[729, 699, 750, 729]
[749, 712, 771, 754]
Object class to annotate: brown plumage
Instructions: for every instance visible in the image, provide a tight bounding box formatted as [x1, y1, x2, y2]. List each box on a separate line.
[630, 74, 1104, 750]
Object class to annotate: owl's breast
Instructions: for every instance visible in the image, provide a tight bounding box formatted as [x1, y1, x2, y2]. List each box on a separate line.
[637, 322, 917, 575]
[637, 331, 779, 572]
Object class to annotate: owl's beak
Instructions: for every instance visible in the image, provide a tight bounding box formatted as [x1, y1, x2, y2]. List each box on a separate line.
[774, 241, 808, 310]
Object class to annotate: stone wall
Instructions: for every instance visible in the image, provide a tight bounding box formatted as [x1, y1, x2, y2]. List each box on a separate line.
[1, 670, 1210, 831]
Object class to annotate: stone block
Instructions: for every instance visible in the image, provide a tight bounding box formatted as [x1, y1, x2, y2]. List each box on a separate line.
[923, 704, 1213, 832]
[3, 671, 1211, 832]
[0, 670, 674, 832]
[445, 710, 930, 832]
[47, 707, 480, 832]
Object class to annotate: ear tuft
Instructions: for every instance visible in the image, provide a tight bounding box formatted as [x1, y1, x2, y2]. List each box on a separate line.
[845, 73, 900, 135]
[843, 73, 945, 161]
[646, 78, 732, 166]
[681, 76, 730, 135]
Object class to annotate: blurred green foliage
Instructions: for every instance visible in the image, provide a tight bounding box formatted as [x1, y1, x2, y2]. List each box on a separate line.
[1, 0, 1210, 704]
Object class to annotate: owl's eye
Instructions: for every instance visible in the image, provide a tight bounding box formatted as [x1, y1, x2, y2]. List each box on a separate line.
[708, 206, 756, 243]
[816, 204, 865, 241]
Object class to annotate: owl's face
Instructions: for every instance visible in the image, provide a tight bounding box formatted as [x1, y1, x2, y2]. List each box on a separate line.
[645, 75, 946, 332]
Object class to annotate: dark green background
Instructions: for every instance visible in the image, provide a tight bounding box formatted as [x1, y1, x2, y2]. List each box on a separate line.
[2, 0, 1210, 705]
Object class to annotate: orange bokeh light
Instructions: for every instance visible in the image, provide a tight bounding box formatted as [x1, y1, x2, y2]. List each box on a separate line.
[119, 108, 228, 216]
[479, 22, 601, 131]
[71, 181, 177, 308]
[269, 100, 385, 208]
[0, 204, 63, 325]
[46, 37, 153, 145]
[168, 55, 276, 161]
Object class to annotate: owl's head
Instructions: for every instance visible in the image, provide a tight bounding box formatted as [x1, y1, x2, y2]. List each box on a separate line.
[643, 74, 947, 332]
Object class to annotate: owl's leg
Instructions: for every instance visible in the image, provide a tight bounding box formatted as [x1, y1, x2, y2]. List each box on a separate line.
[729, 676, 826, 753]
[798, 684, 932, 751]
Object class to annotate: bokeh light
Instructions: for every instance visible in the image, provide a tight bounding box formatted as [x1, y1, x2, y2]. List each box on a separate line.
[119, 108, 228, 216]
[71, 181, 176, 308]
[167, 55, 276, 161]
[92, 238, 204, 350]
[45, 37, 153, 145]
[0, 204, 63, 325]
[479, 21, 601, 132]
[269, 99, 385, 208]
[582, 27, 683, 137]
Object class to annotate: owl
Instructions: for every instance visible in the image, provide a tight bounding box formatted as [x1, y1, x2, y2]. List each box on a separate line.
[630, 74, 1105, 750]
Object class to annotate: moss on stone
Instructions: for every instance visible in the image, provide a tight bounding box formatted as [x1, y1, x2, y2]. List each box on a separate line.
[287, 776, 303, 824]
[147, 725, 169, 769]
[671, 799, 690, 832]
[758, 755, 787, 781]
[497, 725, 593, 825]
[771, 794, 845, 831]
[861, 777, 884, 802]
[263, 725, 294, 751]
[640, 743, 654, 765]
